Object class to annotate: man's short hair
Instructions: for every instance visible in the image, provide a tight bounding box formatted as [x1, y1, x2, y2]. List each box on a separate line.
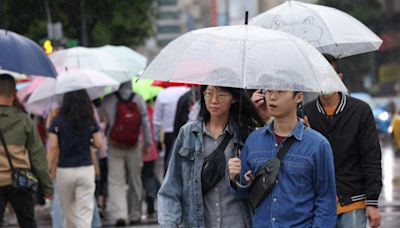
[322, 53, 337, 65]
[322, 53, 340, 73]
[0, 74, 16, 96]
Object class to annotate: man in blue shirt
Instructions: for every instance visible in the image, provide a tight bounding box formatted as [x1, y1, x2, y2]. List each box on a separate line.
[228, 90, 337, 227]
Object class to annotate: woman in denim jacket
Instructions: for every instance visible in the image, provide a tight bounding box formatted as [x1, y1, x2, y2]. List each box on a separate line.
[158, 85, 264, 228]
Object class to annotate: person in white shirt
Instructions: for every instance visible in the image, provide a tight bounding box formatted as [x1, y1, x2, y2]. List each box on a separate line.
[153, 86, 190, 173]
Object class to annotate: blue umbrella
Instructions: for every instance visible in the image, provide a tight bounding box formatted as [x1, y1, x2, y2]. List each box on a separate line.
[0, 29, 57, 78]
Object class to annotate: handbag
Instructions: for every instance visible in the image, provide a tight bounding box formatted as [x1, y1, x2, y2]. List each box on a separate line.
[248, 137, 295, 208]
[0, 129, 38, 193]
[201, 133, 232, 195]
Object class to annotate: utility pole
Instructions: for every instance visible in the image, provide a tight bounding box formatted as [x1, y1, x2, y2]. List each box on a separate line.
[80, 0, 89, 46]
[43, 0, 53, 38]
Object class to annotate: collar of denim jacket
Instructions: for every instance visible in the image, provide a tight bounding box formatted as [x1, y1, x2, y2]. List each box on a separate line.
[192, 119, 242, 145]
[263, 118, 304, 141]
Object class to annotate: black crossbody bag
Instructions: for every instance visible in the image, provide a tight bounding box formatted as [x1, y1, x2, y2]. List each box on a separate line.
[248, 137, 295, 208]
[0, 129, 38, 193]
[201, 133, 233, 195]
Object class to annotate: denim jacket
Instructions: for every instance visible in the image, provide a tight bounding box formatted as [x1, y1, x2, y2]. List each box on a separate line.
[158, 120, 253, 228]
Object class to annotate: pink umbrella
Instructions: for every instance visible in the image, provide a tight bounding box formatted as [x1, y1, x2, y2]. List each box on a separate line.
[17, 76, 47, 102]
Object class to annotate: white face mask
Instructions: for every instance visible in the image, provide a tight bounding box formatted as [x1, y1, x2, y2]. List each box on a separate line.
[321, 92, 334, 98]
[118, 82, 132, 100]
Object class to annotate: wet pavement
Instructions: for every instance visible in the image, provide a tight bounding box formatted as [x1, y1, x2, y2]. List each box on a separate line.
[3, 139, 400, 227]
[378, 139, 400, 227]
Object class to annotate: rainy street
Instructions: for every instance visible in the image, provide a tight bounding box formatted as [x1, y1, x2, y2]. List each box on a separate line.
[0, 138, 397, 227]
[1, 0, 400, 227]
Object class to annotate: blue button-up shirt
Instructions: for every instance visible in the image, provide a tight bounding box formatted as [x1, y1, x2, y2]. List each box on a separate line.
[234, 120, 337, 228]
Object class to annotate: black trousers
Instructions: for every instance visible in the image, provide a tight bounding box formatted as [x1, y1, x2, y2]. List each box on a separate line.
[0, 185, 37, 228]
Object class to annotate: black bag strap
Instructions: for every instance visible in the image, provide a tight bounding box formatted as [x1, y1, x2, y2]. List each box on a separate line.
[201, 132, 233, 194]
[0, 129, 15, 171]
[277, 136, 295, 160]
[206, 132, 232, 160]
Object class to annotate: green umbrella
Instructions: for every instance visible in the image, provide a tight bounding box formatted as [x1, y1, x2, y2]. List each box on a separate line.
[132, 77, 163, 101]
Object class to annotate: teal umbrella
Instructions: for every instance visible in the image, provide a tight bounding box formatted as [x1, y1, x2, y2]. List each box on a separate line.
[94, 45, 147, 77]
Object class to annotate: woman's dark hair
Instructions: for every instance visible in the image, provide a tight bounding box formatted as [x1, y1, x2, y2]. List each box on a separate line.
[59, 89, 95, 133]
[199, 85, 264, 142]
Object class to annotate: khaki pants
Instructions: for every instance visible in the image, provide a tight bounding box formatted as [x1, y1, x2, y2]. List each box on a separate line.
[57, 166, 95, 228]
[106, 145, 143, 222]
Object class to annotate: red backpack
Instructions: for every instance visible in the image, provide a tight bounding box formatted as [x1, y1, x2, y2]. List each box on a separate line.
[109, 93, 141, 147]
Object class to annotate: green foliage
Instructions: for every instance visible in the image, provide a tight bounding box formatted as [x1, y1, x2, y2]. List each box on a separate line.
[0, 0, 48, 41]
[0, 0, 156, 47]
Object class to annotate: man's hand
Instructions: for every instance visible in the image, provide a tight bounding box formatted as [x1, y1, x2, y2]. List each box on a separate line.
[228, 157, 242, 182]
[244, 170, 254, 183]
[366, 206, 381, 228]
[251, 90, 266, 108]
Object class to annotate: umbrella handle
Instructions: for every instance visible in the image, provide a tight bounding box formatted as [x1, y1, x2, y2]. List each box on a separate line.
[235, 179, 252, 189]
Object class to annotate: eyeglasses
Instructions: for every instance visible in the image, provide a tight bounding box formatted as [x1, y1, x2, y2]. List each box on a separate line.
[203, 91, 231, 102]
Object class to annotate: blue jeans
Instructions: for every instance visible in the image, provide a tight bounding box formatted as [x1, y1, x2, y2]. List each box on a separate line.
[336, 208, 367, 228]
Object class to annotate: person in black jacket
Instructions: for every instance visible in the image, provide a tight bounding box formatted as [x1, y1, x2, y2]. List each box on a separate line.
[304, 54, 382, 228]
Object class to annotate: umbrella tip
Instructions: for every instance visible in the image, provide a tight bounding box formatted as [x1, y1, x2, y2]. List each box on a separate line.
[244, 11, 248, 25]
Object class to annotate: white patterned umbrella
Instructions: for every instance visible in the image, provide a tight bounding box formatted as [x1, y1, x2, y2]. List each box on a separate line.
[141, 25, 347, 93]
[250, 1, 382, 58]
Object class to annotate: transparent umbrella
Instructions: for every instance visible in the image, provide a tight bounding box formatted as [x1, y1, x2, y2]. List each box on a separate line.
[250, 1, 382, 58]
[141, 25, 347, 93]
[93, 45, 147, 77]
[50, 46, 131, 83]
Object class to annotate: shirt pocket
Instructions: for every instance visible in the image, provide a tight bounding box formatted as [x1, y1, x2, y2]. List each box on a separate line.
[281, 159, 312, 196]
[178, 147, 196, 182]
[247, 150, 274, 174]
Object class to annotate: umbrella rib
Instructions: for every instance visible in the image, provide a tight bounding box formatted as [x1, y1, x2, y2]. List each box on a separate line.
[241, 26, 248, 89]
[291, 38, 325, 93]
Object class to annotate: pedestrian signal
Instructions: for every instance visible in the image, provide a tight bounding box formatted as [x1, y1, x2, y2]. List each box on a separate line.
[43, 40, 53, 54]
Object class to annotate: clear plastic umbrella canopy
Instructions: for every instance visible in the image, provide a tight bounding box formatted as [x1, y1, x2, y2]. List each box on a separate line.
[93, 45, 147, 77]
[141, 25, 347, 93]
[26, 69, 119, 116]
[50, 46, 131, 83]
[250, 1, 382, 58]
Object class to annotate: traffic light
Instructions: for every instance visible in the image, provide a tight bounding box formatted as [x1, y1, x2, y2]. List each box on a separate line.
[43, 39, 53, 54]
